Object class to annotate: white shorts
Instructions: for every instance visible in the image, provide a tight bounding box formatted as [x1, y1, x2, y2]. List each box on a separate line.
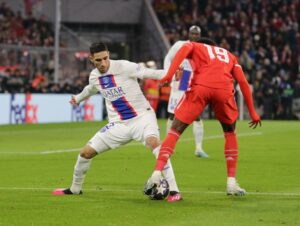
[88, 110, 160, 153]
[167, 86, 185, 114]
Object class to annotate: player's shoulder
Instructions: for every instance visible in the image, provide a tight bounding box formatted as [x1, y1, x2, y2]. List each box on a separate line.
[111, 59, 136, 69]
[173, 40, 188, 46]
[225, 51, 242, 69]
[227, 51, 239, 63]
[192, 41, 207, 49]
[90, 68, 99, 76]
[106, 60, 127, 75]
[109, 59, 138, 76]
[89, 68, 99, 83]
[171, 40, 189, 50]
[110, 59, 125, 65]
[166, 40, 190, 60]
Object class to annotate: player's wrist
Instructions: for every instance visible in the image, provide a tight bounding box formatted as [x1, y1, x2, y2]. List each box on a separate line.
[250, 112, 260, 121]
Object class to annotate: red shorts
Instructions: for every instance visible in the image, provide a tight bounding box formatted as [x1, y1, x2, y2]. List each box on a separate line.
[175, 85, 238, 124]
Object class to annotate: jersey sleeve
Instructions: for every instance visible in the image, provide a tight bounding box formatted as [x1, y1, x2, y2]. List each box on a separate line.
[126, 61, 165, 80]
[74, 73, 98, 104]
[232, 58, 259, 120]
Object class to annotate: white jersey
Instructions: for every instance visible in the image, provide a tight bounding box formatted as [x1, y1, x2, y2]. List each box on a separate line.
[75, 60, 165, 122]
[164, 40, 194, 113]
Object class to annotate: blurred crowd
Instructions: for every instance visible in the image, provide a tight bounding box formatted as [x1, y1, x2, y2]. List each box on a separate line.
[153, 0, 300, 119]
[0, 2, 54, 46]
[0, 2, 90, 94]
[1, 1, 300, 120]
[0, 66, 89, 94]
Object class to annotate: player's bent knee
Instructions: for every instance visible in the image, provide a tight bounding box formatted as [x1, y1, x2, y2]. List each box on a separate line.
[221, 122, 236, 133]
[145, 136, 160, 150]
[172, 118, 189, 134]
[169, 113, 175, 120]
[80, 146, 97, 159]
[194, 116, 201, 122]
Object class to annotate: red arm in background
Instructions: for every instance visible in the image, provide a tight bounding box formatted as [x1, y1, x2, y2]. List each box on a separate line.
[233, 64, 261, 128]
[160, 43, 193, 83]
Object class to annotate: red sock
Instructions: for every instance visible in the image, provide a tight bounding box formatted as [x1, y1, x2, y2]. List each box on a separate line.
[224, 132, 238, 177]
[155, 129, 181, 171]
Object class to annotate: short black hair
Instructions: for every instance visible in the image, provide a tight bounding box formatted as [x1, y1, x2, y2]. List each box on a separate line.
[198, 37, 217, 46]
[90, 42, 108, 55]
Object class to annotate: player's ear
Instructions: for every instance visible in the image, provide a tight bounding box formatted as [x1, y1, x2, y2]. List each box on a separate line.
[89, 55, 94, 64]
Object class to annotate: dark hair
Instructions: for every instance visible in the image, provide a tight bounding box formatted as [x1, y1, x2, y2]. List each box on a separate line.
[198, 37, 217, 46]
[90, 42, 108, 55]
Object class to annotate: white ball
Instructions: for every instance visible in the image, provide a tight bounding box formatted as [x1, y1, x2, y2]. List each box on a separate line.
[149, 178, 170, 200]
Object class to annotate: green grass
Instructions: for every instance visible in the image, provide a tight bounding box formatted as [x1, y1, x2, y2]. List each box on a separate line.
[0, 120, 299, 226]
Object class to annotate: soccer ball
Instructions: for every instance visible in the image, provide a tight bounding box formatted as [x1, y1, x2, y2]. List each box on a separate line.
[148, 178, 170, 200]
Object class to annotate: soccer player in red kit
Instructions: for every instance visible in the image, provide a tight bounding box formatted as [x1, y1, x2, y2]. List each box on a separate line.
[145, 40, 261, 198]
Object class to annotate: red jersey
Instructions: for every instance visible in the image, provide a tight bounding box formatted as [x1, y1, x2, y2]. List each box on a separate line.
[186, 42, 238, 90]
[161, 41, 260, 122]
[164, 42, 241, 90]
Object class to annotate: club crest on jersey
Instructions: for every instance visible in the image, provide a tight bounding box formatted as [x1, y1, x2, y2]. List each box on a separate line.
[102, 76, 110, 86]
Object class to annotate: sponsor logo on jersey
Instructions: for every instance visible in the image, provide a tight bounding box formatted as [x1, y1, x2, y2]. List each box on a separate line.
[101, 87, 126, 101]
[98, 74, 137, 120]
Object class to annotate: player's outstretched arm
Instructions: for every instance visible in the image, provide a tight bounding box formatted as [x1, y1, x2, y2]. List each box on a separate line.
[127, 61, 165, 80]
[138, 68, 166, 80]
[72, 84, 98, 105]
[232, 65, 261, 128]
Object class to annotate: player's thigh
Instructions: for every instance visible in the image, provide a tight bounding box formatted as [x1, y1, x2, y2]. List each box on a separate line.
[131, 111, 160, 146]
[89, 122, 131, 153]
[174, 89, 207, 124]
[213, 91, 238, 124]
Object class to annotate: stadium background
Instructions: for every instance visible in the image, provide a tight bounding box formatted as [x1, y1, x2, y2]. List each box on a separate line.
[0, 1, 300, 226]
[1, 0, 300, 124]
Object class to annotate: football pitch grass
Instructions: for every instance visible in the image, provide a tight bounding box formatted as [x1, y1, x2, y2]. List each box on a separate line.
[0, 120, 299, 226]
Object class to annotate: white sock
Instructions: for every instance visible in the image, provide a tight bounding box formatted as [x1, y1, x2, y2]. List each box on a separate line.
[193, 120, 204, 151]
[166, 118, 173, 135]
[151, 170, 162, 183]
[152, 146, 179, 192]
[70, 155, 91, 194]
[227, 177, 236, 186]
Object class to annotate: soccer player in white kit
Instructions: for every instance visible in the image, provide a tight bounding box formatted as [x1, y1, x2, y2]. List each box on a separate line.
[164, 25, 209, 158]
[53, 42, 182, 202]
